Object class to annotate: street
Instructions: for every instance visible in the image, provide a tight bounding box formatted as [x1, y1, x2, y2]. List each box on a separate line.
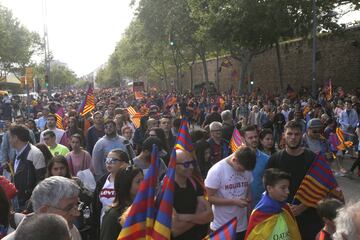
[336, 156, 360, 203]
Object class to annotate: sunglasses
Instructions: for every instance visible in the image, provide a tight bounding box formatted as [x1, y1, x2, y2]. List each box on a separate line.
[105, 157, 123, 164]
[176, 160, 197, 168]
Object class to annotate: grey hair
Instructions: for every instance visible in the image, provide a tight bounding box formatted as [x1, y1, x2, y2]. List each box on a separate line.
[209, 121, 222, 131]
[221, 110, 232, 122]
[15, 213, 70, 240]
[333, 201, 360, 240]
[31, 176, 80, 212]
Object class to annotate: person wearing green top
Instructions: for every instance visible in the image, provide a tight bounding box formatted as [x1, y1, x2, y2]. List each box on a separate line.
[43, 130, 70, 157]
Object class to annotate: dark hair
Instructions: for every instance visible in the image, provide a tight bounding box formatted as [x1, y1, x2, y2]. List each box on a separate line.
[112, 167, 143, 209]
[240, 125, 257, 136]
[284, 120, 302, 132]
[173, 118, 182, 131]
[46, 155, 71, 179]
[190, 129, 208, 143]
[263, 168, 291, 190]
[149, 127, 169, 153]
[316, 198, 343, 220]
[109, 149, 130, 164]
[258, 128, 276, 154]
[0, 185, 10, 227]
[71, 133, 83, 146]
[141, 136, 163, 152]
[194, 140, 211, 177]
[9, 124, 31, 142]
[43, 130, 56, 138]
[35, 143, 53, 166]
[46, 114, 57, 121]
[234, 146, 256, 170]
[139, 116, 149, 130]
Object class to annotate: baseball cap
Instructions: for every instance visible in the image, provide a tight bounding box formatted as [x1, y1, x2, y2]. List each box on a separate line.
[307, 118, 322, 129]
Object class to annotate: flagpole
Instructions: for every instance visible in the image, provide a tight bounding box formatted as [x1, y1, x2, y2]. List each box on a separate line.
[311, 0, 317, 98]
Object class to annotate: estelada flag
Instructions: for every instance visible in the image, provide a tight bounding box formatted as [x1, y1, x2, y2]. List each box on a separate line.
[293, 154, 344, 208]
[202, 217, 237, 240]
[245, 193, 301, 240]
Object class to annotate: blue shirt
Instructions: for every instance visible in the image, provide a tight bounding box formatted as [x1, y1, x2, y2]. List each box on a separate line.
[251, 149, 270, 208]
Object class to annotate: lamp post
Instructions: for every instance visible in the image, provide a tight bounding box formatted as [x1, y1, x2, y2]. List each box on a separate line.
[311, 0, 317, 98]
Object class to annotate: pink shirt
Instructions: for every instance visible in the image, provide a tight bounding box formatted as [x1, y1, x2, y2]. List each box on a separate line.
[65, 150, 92, 176]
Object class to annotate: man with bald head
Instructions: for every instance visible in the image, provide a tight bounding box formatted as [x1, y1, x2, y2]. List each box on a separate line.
[171, 149, 213, 240]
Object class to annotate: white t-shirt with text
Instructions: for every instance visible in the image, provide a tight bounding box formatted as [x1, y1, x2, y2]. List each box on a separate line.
[205, 157, 253, 233]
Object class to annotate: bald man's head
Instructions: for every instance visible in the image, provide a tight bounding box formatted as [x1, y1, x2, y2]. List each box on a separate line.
[175, 149, 196, 179]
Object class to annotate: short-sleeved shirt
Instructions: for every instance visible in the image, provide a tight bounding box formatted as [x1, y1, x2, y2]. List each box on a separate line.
[49, 144, 70, 157]
[173, 178, 204, 240]
[205, 157, 253, 232]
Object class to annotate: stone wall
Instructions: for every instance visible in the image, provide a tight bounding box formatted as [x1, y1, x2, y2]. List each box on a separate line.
[179, 27, 360, 93]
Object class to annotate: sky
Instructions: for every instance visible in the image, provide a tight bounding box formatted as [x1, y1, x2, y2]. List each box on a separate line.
[0, 1, 359, 77]
[0, 0, 135, 77]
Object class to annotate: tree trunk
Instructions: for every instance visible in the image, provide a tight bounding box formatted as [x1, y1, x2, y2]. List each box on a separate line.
[161, 58, 168, 89]
[216, 49, 220, 91]
[199, 50, 209, 92]
[238, 52, 252, 95]
[275, 41, 284, 92]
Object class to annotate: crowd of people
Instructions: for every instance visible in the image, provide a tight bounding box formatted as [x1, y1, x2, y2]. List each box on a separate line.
[0, 84, 359, 240]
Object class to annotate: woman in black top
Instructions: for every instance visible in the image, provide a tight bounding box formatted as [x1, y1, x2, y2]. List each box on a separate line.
[100, 167, 143, 240]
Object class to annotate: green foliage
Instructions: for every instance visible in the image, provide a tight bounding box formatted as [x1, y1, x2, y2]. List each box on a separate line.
[97, 0, 359, 91]
[0, 4, 42, 80]
[50, 62, 77, 89]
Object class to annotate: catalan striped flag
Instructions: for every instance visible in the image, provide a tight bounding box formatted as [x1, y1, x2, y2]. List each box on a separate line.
[324, 79, 333, 101]
[78, 84, 95, 116]
[245, 193, 301, 240]
[127, 106, 142, 129]
[118, 144, 160, 240]
[175, 118, 194, 153]
[203, 217, 237, 240]
[293, 154, 344, 208]
[55, 107, 65, 129]
[230, 128, 243, 152]
[152, 148, 176, 240]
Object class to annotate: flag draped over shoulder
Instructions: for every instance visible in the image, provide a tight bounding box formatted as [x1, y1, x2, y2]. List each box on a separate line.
[55, 107, 65, 129]
[245, 193, 301, 240]
[230, 128, 243, 152]
[118, 144, 160, 240]
[293, 154, 344, 208]
[335, 127, 353, 150]
[78, 84, 95, 116]
[202, 217, 237, 240]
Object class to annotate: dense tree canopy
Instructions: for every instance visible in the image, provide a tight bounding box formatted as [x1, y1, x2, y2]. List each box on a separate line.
[0, 4, 42, 81]
[97, 0, 359, 92]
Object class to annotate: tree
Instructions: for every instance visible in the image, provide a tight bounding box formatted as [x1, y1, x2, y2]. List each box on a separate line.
[0, 5, 42, 80]
[50, 62, 77, 89]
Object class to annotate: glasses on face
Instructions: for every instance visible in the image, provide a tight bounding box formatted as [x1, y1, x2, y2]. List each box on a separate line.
[104, 124, 114, 129]
[105, 157, 123, 165]
[50, 201, 84, 213]
[176, 160, 197, 168]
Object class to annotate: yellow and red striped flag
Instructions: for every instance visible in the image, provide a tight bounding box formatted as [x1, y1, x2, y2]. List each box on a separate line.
[127, 106, 142, 128]
[230, 128, 244, 152]
[78, 84, 95, 116]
